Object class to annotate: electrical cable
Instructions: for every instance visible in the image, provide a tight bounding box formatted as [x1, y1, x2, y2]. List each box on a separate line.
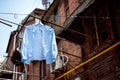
[0, 15, 113, 55]
[0, 14, 114, 53]
[0, 15, 118, 39]
[30, 14, 88, 37]
[0, 12, 120, 19]
[0, 16, 112, 57]
[0, 12, 28, 15]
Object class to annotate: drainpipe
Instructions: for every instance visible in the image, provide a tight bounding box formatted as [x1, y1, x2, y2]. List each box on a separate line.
[94, 14, 100, 47]
[55, 41, 120, 80]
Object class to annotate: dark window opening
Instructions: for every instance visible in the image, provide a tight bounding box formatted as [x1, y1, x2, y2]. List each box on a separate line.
[59, 17, 85, 45]
[100, 30, 108, 41]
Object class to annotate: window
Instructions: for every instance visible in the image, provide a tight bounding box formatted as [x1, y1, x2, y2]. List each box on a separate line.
[84, 6, 110, 47]
[88, 8, 110, 53]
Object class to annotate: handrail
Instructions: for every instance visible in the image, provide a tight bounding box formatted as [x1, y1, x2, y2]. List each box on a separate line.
[55, 41, 120, 80]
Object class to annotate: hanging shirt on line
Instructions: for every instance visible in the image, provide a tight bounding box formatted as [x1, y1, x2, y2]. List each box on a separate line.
[20, 20, 58, 64]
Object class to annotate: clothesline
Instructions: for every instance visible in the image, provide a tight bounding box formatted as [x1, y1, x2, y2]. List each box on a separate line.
[0, 16, 110, 59]
[0, 15, 111, 49]
[15, 14, 88, 39]
[0, 15, 90, 49]
[0, 15, 111, 47]
[0, 16, 87, 41]
[0, 16, 111, 59]
[30, 14, 88, 37]
[0, 12, 120, 19]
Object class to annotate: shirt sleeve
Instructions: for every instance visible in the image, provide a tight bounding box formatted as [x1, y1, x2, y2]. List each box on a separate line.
[51, 29, 58, 62]
[20, 27, 31, 64]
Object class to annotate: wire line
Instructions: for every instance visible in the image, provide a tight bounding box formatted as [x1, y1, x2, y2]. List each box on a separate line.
[0, 12, 120, 19]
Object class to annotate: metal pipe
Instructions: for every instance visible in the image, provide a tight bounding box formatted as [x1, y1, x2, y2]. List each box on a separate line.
[0, 20, 12, 27]
[94, 14, 100, 47]
[0, 17, 21, 26]
[55, 41, 120, 80]
[15, 66, 18, 80]
[0, 78, 12, 80]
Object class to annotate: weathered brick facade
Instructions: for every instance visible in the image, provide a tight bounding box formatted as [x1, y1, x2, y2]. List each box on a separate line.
[4, 0, 120, 80]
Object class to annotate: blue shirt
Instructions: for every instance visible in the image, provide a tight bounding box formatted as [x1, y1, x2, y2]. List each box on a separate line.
[20, 20, 58, 64]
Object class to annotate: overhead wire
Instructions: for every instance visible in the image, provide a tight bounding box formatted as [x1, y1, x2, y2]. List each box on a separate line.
[0, 17, 21, 26]
[0, 17, 83, 65]
[30, 14, 88, 37]
[0, 14, 113, 49]
[0, 1, 119, 78]
[0, 12, 28, 15]
[0, 15, 112, 54]
[15, 14, 89, 45]
[0, 12, 120, 19]
[0, 14, 119, 79]
[0, 13, 114, 51]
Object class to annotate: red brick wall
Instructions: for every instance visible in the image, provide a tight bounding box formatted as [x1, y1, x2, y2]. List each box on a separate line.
[6, 32, 15, 70]
[69, 0, 80, 14]
[57, 40, 83, 78]
[59, 0, 80, 26]
[27, 62, 41, 80]
[59, 1, 66, 26]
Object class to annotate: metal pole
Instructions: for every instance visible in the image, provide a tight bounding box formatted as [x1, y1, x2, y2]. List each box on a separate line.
[0, 20, 12, 27]
[15, 66, 18, 80]
[55, 41, 120, 80]
[12, 65, 15, 80]
[0, 17, 21, 26]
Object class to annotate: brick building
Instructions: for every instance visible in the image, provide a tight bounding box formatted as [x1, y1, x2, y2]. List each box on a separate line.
[42, 0, 120, 80]
[3, 0, 120, 80]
